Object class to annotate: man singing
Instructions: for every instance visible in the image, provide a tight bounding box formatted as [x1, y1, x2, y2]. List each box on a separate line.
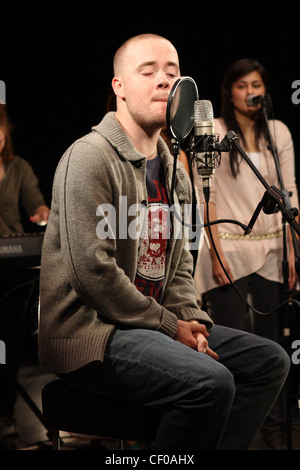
[39, 34, 289, 450]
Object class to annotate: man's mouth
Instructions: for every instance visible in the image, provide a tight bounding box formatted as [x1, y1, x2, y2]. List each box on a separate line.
[153, 96, 169, 102]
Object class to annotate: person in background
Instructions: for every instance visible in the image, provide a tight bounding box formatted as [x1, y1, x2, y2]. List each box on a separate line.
[0, 104, 50, 235]
[0, 104, 50, 442]
[194, 58, 299, 449]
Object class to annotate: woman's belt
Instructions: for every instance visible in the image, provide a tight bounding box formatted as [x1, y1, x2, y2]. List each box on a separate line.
[218, 229, 283, 241]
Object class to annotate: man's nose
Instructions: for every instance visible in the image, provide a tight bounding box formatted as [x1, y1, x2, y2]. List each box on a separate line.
[156, 71, 171, 89]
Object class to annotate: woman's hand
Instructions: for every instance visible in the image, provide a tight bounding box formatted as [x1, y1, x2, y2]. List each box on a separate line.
[212, 253, 233, 287]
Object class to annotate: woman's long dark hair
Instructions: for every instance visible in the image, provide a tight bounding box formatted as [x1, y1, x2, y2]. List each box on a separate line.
[220, 58, 271, 177]
[0, 104, 14, 163]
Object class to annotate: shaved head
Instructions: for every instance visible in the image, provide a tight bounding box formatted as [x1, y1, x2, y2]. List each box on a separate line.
[113, 34, 178, 77]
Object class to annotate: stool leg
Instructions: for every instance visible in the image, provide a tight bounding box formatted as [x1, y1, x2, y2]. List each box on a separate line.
[51, 429, 60, 450]
[117, 439, 124, 450]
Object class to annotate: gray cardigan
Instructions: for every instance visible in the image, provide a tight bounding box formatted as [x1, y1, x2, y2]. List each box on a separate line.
[39, 112, 213, 373]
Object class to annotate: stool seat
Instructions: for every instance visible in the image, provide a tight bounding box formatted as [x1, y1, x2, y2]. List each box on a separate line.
[42, 379, 162, 449]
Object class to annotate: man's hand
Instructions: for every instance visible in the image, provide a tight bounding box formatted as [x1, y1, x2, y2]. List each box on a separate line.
[175, 320, 218, 360]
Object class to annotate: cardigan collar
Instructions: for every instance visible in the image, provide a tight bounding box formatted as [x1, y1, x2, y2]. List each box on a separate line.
[93, 112, 189, 203]
[93, 112, 172, 164]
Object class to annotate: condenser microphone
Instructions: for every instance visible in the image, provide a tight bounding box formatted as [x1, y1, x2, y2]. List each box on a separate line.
[247, 94, 267, 107]
[193, 100, 216, 186]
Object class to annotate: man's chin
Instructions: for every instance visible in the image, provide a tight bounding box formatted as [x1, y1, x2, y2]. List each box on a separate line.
[143, 117, 166, 133]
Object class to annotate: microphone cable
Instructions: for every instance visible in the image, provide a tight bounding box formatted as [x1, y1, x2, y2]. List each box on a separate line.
[204, 193, 300, 316]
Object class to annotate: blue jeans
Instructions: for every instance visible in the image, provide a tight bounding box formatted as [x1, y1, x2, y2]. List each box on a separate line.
[60, 325, 290, 450]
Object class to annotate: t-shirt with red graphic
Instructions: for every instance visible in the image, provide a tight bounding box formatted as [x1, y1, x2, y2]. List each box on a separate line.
[134, 155, 170, 304]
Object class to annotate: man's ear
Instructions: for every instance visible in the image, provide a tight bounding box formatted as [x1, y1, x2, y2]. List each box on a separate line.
[112, 77, 125, 100]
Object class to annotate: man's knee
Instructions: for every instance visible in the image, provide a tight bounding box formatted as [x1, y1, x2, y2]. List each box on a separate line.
[267, 339, 290, 380]
[198, 363, 236, 414]
[215, 366, 236, 405]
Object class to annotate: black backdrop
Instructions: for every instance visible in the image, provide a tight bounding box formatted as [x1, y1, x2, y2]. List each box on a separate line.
[2, 4, 300, 211]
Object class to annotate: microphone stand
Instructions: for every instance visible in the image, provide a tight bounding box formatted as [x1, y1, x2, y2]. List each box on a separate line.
[223, 130, 300, 450]
[261, 102, 300, 451]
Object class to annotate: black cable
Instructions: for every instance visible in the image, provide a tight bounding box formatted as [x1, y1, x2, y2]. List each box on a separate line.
[0, 278, 39, 304]
[204, 187, 300, 316]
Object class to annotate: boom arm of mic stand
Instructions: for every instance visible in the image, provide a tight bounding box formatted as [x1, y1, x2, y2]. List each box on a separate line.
[225, 131, 300, 236]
